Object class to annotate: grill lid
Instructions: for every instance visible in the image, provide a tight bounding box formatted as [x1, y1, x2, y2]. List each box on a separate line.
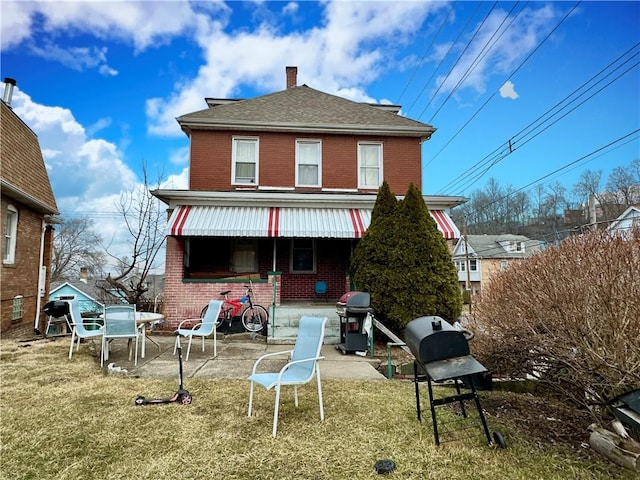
[405, 316, 470, 364]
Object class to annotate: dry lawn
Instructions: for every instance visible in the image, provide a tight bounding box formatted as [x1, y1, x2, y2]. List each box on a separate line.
[1, 337, 634, 480]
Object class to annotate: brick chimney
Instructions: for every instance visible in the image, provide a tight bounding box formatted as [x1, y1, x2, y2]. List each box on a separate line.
[286, 66, 297, 89]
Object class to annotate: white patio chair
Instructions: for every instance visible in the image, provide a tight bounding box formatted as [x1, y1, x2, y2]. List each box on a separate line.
[174, 299, 223, 361]
[67, 299, 103, 360]
[248, 315, 327, 437]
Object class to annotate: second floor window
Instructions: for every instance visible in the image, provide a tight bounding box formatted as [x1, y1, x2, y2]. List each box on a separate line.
[358, 142, 383, 188]
[232, 137, 258, 185]
[4, 205, 18, 264]
[296, 139, 321, 187]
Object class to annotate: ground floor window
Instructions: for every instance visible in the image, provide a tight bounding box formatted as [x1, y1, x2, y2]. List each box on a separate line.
[12, 295, 23, 321]
[290, 239, 315, 273]
[183, 237, 260, 279]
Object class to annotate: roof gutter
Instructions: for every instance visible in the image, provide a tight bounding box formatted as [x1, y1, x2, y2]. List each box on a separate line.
[151, 189, 467, 210]
[177, 118, 436, 141]
[1, 180, 59, 216]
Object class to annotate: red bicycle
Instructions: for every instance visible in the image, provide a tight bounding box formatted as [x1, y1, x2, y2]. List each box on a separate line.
[203, 283, 269, 334]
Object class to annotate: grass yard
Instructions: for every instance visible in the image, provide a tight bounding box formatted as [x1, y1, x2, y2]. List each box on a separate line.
[0, 337, 634, 480]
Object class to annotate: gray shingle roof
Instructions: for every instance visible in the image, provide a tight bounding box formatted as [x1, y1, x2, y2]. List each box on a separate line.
[177, 85, 435, 138]
[464, 234, 545, 259]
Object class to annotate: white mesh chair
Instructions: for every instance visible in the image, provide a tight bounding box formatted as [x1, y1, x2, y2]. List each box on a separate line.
[101, 305, 139, 367]
[67, 299, 103, 360]
[174, 299, 223, 361]
[248, 316, 327, 437]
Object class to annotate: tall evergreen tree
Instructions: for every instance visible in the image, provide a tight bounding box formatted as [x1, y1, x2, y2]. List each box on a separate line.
[350, 181, 398, 320]
[351, 183, 462, 332]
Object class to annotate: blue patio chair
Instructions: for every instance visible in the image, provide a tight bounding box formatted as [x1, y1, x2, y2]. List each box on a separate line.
[248, 315, 327, 437]
[101, 304, 139, 367]
[174, 299, 223, 361]
[68, 299, 103, 360]
[314, 281, 328, 301]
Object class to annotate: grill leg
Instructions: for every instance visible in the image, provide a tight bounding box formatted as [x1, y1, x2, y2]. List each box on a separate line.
[426, 376, 440, 446]
[413, 361, 422, 422]
[454, 379, 468, 418]
[470, 382, 492, 445]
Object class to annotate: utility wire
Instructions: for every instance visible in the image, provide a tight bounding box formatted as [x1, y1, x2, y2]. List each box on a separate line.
[456, 129, 640, 223]
[396, 3, 454, 105]
[417, 1, 499, 118]
[423, 1, 581, 173]
[438, 43, 639, 193]
[405, 2, 482, 114]
[442, 49, 640, 193]
[427, 1, 525, 123]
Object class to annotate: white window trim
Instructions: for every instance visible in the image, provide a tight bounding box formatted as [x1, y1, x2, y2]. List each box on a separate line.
[290, 239, 316, 274]
[231, 136, 259, 186]
[357, 141, 383, 189]
[4, 204, 18, 264]
[295, 139, 322, 187]
[12, 295, 23, 321]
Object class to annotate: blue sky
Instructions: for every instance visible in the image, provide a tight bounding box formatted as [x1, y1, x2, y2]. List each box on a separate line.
[1, 1, 639, 265]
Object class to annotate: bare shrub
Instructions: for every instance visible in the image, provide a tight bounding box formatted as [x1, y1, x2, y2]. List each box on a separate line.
[469, 228, 640, 422]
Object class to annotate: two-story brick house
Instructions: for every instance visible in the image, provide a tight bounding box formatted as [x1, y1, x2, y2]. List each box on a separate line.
[153, 67, 466, 331]
[1, 78, 59, 337]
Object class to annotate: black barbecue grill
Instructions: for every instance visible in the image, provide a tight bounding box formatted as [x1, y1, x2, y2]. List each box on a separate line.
[43, 299, 72, 336]
[405, 316, 505, 448]
[335, 292, 372, 355]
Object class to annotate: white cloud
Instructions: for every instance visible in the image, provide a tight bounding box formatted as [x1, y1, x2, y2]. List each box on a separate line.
[499, 80, 519, 100]
[432, 4, 559, 99]
[11, 88, 150, 268]
[146, 1, 444, 136]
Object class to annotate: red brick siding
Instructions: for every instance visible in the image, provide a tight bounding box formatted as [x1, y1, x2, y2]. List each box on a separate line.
[0, 198, 49, 335]
[189, 130, 422, 193]
[162, 236, 354, 329]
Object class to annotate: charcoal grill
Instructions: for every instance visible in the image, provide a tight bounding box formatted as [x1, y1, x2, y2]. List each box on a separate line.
[335, 292, 372, 355]
[405, 316, 505, 447]
[43, 299, 72, 336]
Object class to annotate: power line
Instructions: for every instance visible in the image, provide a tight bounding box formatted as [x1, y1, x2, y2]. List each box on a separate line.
[417, 1, 499, 119]
[427, 1, 525, 123]
[396, 3, 455, 105]
[423, 1, 582, 174]
[455, 129, 640, 224]
[404, 2, 483, 114]
[439, 44, 640, 193]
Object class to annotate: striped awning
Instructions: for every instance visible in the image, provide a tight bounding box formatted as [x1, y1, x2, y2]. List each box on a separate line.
[168, 205, 460, 239]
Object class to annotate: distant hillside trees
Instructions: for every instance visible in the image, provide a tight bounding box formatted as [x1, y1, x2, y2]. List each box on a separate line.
[350, 182, 462, 332]
[451, 159, 640, 240]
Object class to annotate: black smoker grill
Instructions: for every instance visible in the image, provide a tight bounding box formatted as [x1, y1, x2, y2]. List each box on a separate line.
[405, 316, 505, 447]
[335, 292, 372, 355]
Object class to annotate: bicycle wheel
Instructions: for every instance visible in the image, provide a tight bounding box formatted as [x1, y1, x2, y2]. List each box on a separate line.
[241, 305, 269, 333]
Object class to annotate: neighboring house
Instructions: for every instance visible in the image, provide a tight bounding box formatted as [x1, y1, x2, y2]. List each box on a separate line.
[48, 281, 106, 316]
[152, 67, 466, 330]
[606, 205, 640, 238]
[1, 78, 59, 337]
[452, 234, 545, 296]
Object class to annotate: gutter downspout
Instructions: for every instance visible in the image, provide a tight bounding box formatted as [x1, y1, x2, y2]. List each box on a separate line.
[34, 219, 47, 332]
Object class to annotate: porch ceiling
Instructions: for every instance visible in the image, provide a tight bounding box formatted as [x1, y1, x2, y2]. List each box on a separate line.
[167, 205, 460, 239]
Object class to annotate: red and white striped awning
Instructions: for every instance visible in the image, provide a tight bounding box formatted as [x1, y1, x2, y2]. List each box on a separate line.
[168, 205, 459, 239]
